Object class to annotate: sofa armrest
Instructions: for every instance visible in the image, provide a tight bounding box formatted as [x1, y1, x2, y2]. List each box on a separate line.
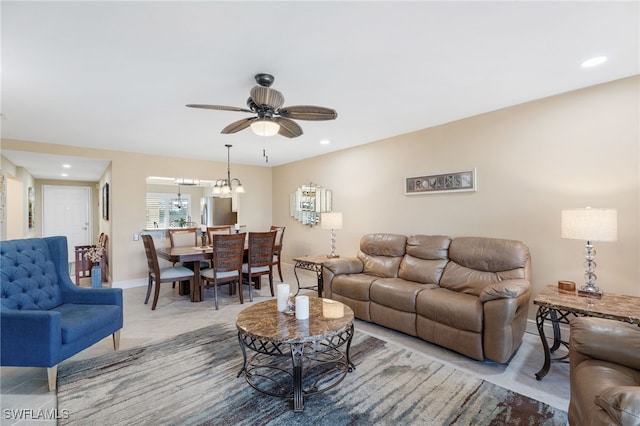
[479, 279, 530, 302]
[322, 257, 364, 298]
[61, 286, 123, 307]
[570, 317, 640, 370]
[0, 308, 62, 367]
[324, 257, 364, 275]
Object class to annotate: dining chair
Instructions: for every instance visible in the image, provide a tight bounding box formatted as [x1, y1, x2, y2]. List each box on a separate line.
[169, 227, 209, 280]
[206, 226, 232, 245]
[169, 227, 199, 248]
[200, 233, 245, 309]
[269, 226, 286, 282]
[141, 234, 195, 310]
[242, 231, 277, 299]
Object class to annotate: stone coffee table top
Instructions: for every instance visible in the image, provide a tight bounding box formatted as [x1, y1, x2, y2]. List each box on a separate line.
[236, 298, 354, 343]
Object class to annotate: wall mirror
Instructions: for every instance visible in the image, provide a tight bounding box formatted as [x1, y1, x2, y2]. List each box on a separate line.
[290, 183, 332, 226]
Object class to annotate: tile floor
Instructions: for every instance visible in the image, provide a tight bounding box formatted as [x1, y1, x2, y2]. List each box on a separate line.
[0, 264, 569, 425]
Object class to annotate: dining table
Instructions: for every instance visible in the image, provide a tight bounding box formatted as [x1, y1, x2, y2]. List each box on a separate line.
[156, 241, 250, 303]
[156, 246, 213, 302]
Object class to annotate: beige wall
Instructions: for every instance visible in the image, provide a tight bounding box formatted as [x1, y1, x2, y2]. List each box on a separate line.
[1, 76, 638, 318]
[0, 141, 273, 282]
[273, 76, 640, 309]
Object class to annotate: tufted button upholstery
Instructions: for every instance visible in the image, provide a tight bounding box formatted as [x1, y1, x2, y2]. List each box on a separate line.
[0, 239, 62, 310]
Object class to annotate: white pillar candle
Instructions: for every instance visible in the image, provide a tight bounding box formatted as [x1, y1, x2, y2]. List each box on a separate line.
[276, 284, 290, 312]
[295, 295, 310, 320]
[322, 299, 344, 318]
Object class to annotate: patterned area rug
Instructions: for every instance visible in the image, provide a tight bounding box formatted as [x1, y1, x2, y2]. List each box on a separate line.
[57, 324, 567, 425]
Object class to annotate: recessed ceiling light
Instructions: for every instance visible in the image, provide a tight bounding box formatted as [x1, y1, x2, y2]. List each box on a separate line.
[320, 139, 331, 145]
[61, 173, 68, 177]
[62, 164, 71, 168]
[581, 56, 607, 68]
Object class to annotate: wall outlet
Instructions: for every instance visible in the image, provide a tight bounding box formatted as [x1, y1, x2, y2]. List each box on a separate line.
[133, 233, 139, 241]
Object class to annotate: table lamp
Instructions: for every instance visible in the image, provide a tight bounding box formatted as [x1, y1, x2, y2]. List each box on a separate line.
[561, 207, 617, 297]
[321, 212, 343, 258]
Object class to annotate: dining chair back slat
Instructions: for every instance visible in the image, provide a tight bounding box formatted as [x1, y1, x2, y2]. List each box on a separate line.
[206, 226, 232, 245]
[242, 231, 277, 299]
[169, 228, 199, 248]
[201, 232, 245, 309]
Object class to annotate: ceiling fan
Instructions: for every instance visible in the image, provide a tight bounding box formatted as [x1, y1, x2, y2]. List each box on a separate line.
[186, 73, 337, 138]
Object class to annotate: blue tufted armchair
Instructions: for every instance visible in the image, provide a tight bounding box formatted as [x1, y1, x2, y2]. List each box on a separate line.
[1, 236, 123, 391]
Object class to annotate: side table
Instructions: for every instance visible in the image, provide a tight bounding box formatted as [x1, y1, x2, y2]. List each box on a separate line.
[292, 255, 333, 297]
[533, 284, 640, 380]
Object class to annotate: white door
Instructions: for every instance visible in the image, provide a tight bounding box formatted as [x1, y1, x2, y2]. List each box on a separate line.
[43, 185, 92, 261]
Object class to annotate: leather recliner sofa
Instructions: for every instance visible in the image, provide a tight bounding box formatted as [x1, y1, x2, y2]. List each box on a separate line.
[323, 233, 531, 363]
[569, 316, 640, 425]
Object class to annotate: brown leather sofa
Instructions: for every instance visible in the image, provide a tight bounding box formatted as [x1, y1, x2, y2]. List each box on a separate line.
[323, 233, 531, 363]
[569, 317, 640, 426]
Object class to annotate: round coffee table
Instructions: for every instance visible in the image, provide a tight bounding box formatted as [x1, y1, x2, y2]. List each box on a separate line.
[236, 297, 355, 412]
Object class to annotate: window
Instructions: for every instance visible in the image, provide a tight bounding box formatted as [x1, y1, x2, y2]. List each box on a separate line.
[146, 192, 191, 228]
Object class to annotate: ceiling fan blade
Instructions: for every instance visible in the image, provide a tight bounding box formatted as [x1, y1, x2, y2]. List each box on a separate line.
[221, 117, 256, 134]
[250, 86, 285, 109]
[275, 117, 303, 138]
[186, 104, 253, 113]
[279, 105, 338, 121]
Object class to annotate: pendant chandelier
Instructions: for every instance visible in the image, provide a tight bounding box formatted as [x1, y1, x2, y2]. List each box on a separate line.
[212, 144, 245, 197]
[172, 185, 188, 209]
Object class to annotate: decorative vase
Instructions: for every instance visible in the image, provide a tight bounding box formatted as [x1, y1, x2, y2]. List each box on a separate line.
[91, 265, 102, 288]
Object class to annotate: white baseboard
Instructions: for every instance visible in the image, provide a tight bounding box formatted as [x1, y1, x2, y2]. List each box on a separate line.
[525, 318, 570, 337]
[112, 278, 147, 289]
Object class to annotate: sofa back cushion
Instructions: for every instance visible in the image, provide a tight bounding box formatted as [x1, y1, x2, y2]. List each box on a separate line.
[0, 238, 63, 310]
[357, 234, 407, 278]
[439, 237, 530, 296]
[399, 235, 451, 284]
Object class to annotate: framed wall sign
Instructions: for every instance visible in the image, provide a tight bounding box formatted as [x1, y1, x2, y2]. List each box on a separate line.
[405, 169, 477, 195]
[102, 183, 109, 220]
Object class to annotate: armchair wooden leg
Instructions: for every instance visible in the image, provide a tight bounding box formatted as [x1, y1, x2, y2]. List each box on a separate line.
[113, 330, 121, 350]
[47, 365, 58, 391]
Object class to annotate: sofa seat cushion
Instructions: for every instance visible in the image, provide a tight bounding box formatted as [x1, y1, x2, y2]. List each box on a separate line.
[415, 288, 483, 333]
[370, 278, 437, 312]
[331, 274, 378, 301]
[55, 303, 122, 344]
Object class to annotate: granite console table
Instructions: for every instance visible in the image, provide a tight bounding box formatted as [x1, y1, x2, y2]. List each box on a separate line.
[533, 284, 640, 380]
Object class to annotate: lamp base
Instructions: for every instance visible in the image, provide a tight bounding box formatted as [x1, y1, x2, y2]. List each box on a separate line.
[326, 254, 340, 259]
[578, 287, 602, 299]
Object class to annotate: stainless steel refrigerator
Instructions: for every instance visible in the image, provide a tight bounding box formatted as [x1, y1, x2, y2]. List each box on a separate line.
[200, 197, 237, 226]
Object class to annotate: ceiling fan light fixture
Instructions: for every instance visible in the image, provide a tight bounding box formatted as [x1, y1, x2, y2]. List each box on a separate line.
[250, 119, 280, 137]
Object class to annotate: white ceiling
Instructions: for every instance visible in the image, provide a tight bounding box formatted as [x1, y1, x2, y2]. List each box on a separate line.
[1, 1, 638, 181]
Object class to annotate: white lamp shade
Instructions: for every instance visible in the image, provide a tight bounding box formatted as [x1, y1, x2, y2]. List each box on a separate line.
[321, 212, 343, 230]
[250, 119, 280, 136]
[561, 207, 618, 242]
